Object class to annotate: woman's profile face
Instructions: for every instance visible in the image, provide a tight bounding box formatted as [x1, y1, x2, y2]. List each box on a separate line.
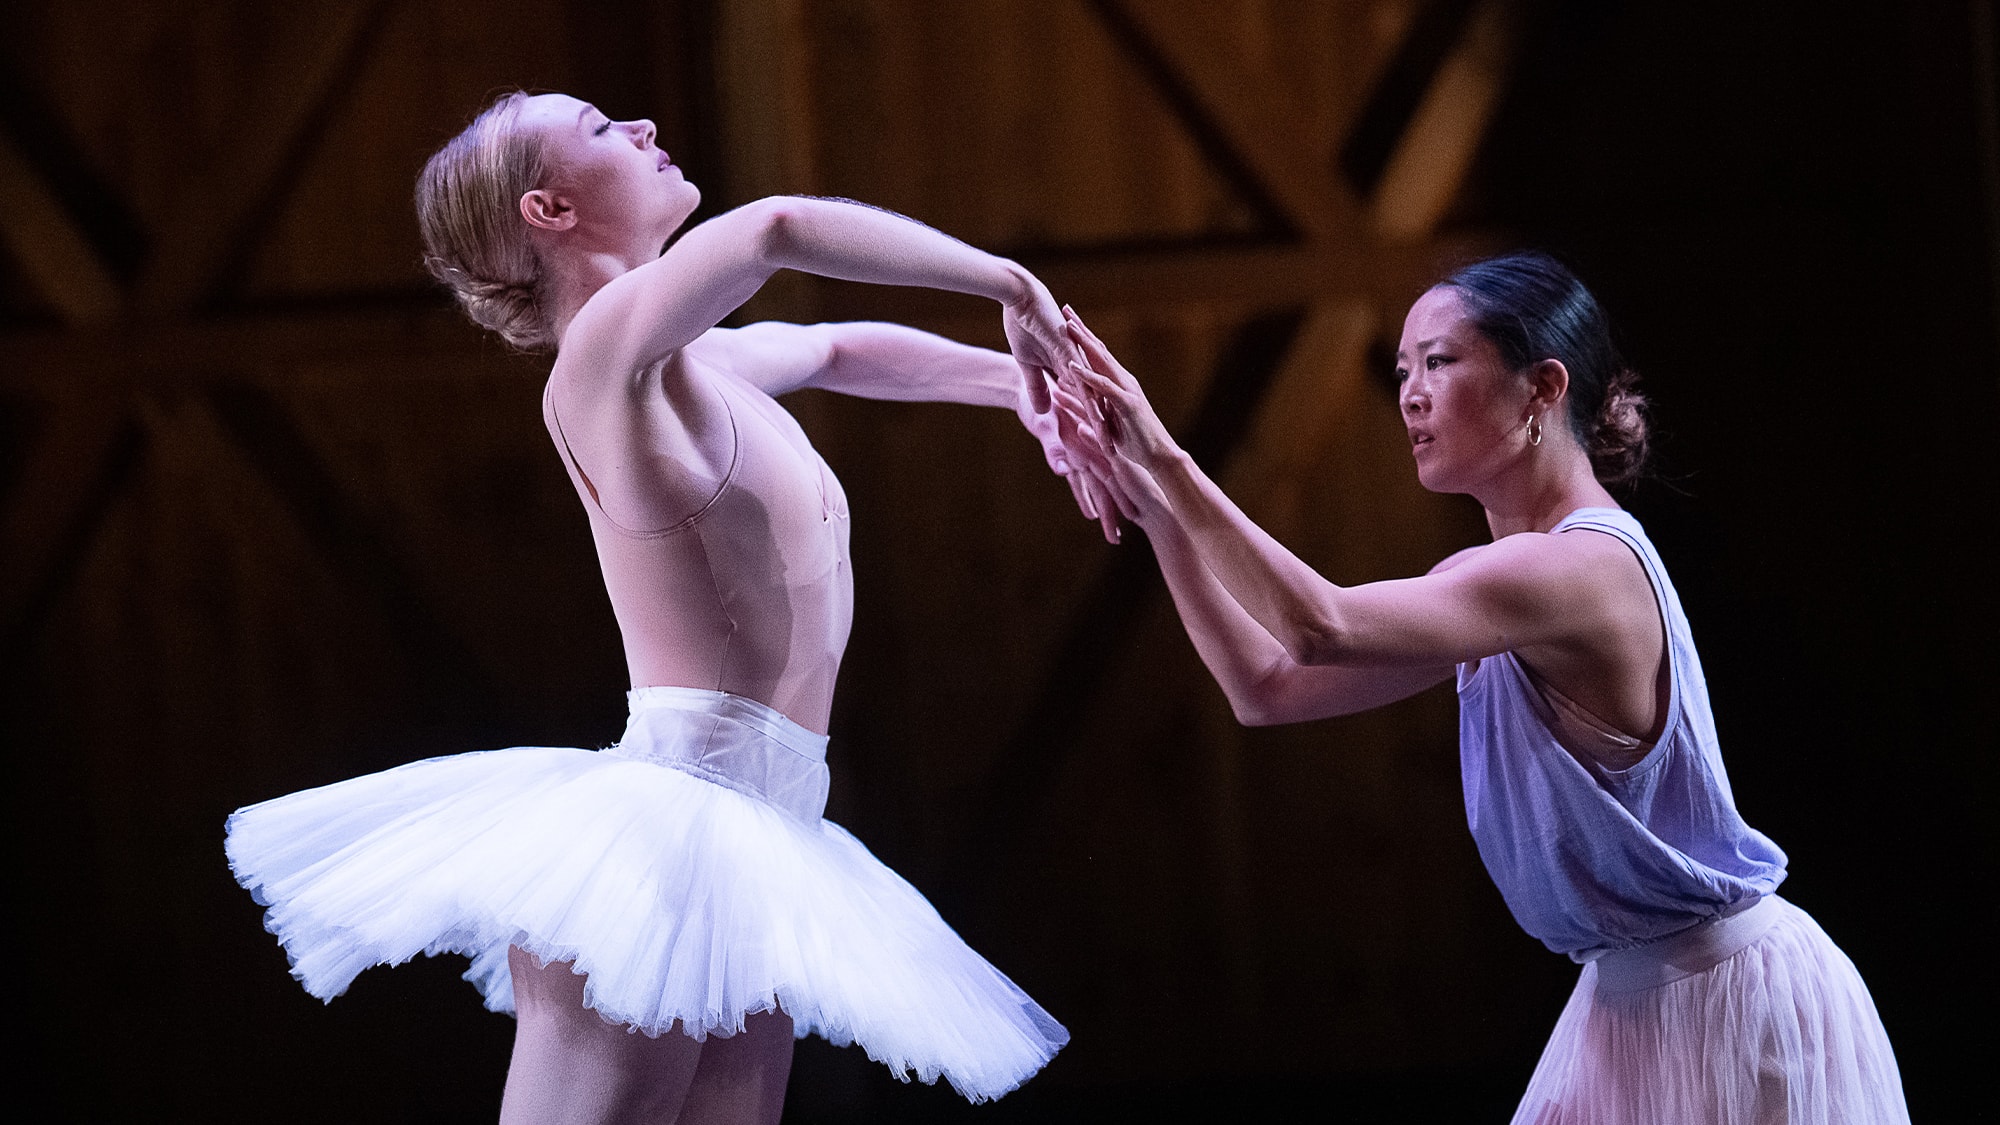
[516, 92, 700, 256]
[1395, 286, 1536, 495]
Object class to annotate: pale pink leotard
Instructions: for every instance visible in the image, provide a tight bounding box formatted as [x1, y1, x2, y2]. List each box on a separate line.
[542, 347, 852, 734]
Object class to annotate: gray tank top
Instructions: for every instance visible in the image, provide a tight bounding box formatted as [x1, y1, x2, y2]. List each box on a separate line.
[1457, 507, 1787, 961]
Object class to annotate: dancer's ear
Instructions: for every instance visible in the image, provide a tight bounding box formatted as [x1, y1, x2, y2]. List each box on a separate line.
[1528, 358, 1569, 416]
[521, 189, 576, 232]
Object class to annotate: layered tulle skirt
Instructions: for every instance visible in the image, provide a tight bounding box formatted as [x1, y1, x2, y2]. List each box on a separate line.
[225, 686, 1066, 1103]
[1514, 896, 1907, 1124]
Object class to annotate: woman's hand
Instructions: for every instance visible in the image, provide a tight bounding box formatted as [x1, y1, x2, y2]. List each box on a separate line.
[1052, 307, 1184, 528]
[1019, 381, 1127, 543]
[1059, 308, 1182, 470]
[996, 271, 1123, 542]
[1000, 267, 1071, 415]
[1051, 378, 1165, 530]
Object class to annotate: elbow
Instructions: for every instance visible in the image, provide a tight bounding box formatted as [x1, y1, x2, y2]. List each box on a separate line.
[1224, 664, 1303, 728]
[1230, 697, 1285, 728]
[747, 197, 807, 268]
[1279, 612, 1349, 668]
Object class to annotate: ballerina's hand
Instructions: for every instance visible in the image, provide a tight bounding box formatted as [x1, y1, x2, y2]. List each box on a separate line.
[1000, 270, 1073, 415]
[1015, 368, 1126, 543]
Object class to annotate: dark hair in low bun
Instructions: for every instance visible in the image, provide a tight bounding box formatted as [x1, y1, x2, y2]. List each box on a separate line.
[1439, 251, 1651, 487]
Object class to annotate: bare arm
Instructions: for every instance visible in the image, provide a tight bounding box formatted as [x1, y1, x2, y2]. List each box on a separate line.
[1144, 512, 1456, 724]
[697, 319, 1118, 537]
[1060, 311, 1613, 674]
[561, 197, 1067, 409]
[705, 320, 1023, 407]
[1048, 375, 1455, 721]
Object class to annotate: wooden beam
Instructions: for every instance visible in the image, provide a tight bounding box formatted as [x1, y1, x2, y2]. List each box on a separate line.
[1103, 0, 1369, 240]
[0, 128, 125, 323]
[942, 308, 1309, 897]
[198, 380, 499, 696]
[1219, 299, 1380, 497]
[0, 404, 144, 647]
[1369, 0, 1515, 238]
[0, 299, 496, 385]
[134, 0, 399, 315]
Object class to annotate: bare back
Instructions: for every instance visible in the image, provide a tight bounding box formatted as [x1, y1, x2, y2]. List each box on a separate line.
[544, 337, 853, 734]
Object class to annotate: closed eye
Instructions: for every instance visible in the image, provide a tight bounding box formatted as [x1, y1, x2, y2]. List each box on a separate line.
[594, 119, 613, 136]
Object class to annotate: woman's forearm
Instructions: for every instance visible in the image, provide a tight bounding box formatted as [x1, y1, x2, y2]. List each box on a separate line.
[758, 197, 1030, 306]
[759, 197, 1065, 413]
[1141, 514, 1300, 723]
[1146, 449, 1352, 666]
[1141, 503, 1448, 722]
[815, 322, 1021, 408]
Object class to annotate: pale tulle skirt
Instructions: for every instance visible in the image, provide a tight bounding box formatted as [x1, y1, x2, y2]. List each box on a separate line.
[225, 686, 1066, 1103]
[1514, 896, 1907, 1124]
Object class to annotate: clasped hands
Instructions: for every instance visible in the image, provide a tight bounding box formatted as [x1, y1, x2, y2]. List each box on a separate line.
[1004, 290, 1177, 544]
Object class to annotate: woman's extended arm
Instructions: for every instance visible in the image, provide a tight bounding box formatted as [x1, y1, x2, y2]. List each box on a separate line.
[563, 196, 1068, 409]
[1059, 311, 1600, 674]
[705, 321, 1028, 407]
[1144, 511, 1456, 723]
[1050, 377, 1453, 721]
[697, 320, 1119, 537]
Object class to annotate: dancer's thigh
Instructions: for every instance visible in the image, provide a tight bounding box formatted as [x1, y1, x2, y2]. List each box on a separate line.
[499, 947, 705, 1125]
[677, 1011, 795, 1125]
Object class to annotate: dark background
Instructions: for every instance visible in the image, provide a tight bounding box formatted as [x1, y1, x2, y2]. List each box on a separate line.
[3, 2, 1991, 1120]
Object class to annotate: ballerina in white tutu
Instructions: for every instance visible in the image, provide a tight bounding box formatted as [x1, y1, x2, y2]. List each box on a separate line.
[226, 90, 1106, 1122]
[1054, 252, 1908, 1124]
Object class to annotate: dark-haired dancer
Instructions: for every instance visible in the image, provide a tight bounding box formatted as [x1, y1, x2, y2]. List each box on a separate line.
[226, 91, 1102, 1123]
[1056, 253, 1907, 1123]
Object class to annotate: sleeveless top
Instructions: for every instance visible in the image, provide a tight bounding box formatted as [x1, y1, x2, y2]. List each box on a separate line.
[542, 365, 854, 730]
[1456, 507, 1787, 961]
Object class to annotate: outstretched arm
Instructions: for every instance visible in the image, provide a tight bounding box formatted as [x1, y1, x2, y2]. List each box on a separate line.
[1051, 376, 1453, 721]
[707, 320, 1029, 407]
[1058, 310, 1605, 681]
[699, 319, 1118, 537]
[563, 196, 1067, 411]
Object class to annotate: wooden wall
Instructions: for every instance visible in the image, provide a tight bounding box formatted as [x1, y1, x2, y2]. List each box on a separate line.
[3, 2, 1990, 1120]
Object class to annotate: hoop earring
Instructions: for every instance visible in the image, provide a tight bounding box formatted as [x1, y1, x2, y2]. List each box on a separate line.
[1526, 414, 1543, 447]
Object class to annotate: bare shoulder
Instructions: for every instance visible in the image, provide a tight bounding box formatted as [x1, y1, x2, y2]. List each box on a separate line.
[1424, 531, 1587, 584]
[1427, 543, 1487, 576]
[555, 200, 797, 378]
[1552, 522, 1659, 629]
[1424, 527, 1648, 633]
[1442, 525, 1634, 576]
[546, 329, 738, 530]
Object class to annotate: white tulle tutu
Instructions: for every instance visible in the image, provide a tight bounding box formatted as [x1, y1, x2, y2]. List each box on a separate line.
[1513, 896, 1908, 1124]
[226, 686, 1066, 1103]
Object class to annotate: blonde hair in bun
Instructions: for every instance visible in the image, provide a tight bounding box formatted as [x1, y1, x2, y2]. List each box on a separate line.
[415, 92, 555, 352]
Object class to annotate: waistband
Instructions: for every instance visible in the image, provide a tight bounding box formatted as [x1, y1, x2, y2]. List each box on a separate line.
[1592, 895, 1781, 994]
[604, 686, 831, 821]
